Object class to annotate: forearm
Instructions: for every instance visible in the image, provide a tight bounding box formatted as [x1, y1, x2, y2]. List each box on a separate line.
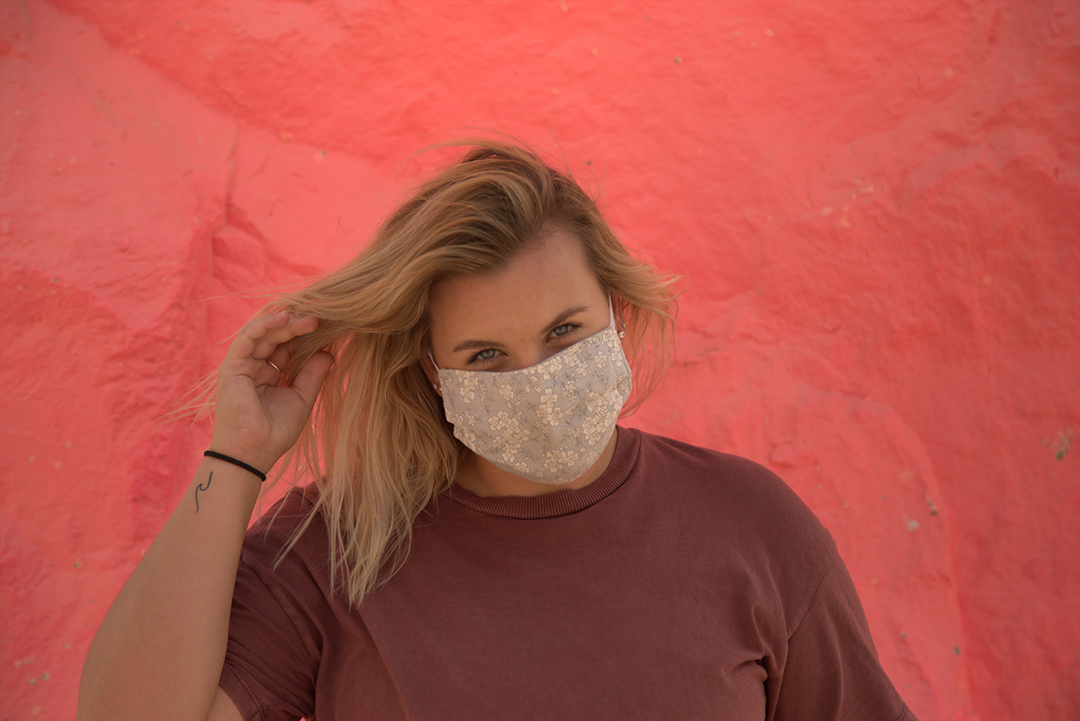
[77, 457, 262, 721]
[78, 311, 332, 720]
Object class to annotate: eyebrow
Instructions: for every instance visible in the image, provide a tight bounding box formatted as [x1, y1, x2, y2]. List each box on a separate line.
[451, 305, 591, 354]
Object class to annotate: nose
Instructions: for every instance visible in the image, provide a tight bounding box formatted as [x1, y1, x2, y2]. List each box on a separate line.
[505, 346, 554, 372]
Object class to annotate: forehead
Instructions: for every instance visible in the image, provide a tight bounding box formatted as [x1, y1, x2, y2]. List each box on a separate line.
[428, 228, 605, 340]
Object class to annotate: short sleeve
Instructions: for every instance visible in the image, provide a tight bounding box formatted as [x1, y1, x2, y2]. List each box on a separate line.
[218, 547, 320, 721]
[770, 550, 917, 721]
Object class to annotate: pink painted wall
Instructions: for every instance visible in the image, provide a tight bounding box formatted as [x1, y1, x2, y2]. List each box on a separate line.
[2, 1, 1077, 718]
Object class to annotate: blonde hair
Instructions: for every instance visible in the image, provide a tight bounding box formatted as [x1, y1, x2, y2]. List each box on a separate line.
[270, 140, 677, 605]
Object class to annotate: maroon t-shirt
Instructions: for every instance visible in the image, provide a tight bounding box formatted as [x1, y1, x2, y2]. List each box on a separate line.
[220, 427, 916, 720]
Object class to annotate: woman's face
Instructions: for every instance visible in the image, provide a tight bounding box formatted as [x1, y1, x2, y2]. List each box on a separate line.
[426, 227, 614, 374]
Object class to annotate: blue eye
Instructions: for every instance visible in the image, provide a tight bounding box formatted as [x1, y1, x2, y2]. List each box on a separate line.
[551, 324, 576, 338]
[467, 348, 499, 364]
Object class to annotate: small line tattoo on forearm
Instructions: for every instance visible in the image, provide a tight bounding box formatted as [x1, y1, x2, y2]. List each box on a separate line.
[195, 472, 213, 513]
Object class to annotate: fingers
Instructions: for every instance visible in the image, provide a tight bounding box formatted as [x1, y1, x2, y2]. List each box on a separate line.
[289, 350, 335, 408]
[227, 313, 320, 373]
[248, 314, 320, 362]
[253, 354, 286, 388]
[254, 335, 308, 386]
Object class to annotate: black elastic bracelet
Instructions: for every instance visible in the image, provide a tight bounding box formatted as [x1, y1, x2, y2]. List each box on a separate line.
[203, 450, 268, 482]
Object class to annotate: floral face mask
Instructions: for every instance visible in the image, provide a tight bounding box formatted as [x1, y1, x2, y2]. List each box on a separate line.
[432, 301, 632, 485]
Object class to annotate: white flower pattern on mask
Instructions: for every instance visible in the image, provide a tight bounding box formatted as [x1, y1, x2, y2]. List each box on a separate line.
[437, 326, 632, 484]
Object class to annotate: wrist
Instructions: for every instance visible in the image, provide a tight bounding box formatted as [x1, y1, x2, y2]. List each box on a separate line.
[203, 450, 268, 482]
[207, 434, 281, 476]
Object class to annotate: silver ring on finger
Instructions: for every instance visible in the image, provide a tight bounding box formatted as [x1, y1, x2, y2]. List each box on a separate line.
[265, 359, 283, 373]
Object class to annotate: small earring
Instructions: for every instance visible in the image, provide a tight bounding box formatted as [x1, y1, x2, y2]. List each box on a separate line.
[618, 329, 626, 339]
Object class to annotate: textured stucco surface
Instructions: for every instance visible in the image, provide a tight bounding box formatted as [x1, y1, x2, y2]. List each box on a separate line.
[1, 1, 1078, 718]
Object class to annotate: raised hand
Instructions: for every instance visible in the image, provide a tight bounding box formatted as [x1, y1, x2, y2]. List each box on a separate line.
[209, 312, 334, 475]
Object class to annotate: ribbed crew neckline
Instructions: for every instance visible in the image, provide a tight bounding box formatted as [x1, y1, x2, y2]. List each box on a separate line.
[444, 426, 640, 519]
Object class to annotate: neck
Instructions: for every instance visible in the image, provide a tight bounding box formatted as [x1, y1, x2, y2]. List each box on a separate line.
[454, 427, 620, 498]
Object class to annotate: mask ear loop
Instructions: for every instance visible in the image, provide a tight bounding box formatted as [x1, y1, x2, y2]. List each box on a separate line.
[609, 296, 626, 339]
[427, 350, 442, 394]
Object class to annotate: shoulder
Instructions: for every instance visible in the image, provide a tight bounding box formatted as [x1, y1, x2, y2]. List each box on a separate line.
[633, 429, 779, 485]
[632, 429, 828, 540]
[247, 483, 324, 542]
[628, 428, 838, 603]
[238, 484, 334, 595]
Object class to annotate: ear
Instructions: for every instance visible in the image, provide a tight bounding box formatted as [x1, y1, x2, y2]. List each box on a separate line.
[420, 353, 442, 395]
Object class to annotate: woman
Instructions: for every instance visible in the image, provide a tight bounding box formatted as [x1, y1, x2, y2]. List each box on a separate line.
[78, 142, 916, 720]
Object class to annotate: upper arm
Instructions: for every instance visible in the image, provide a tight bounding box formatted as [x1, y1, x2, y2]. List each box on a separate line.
[208, 687, 245, 721]
[769, 556, 912, 720]
[218, 549, 319, 719]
